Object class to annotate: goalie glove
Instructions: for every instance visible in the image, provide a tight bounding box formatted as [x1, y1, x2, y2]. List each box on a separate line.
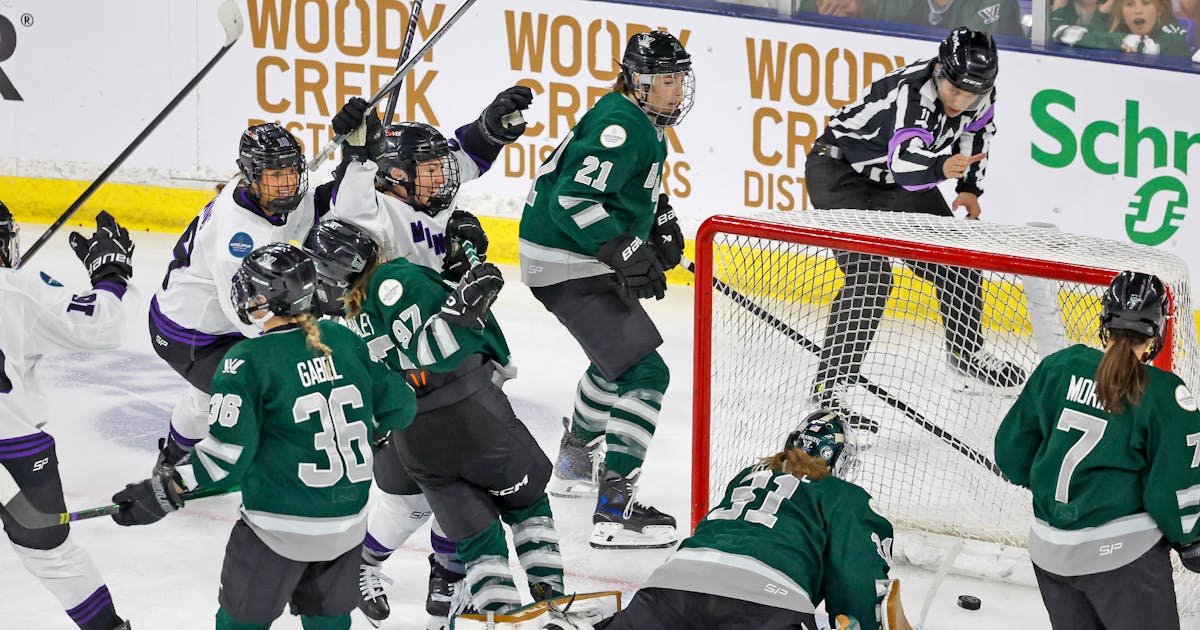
[441, 262, 504, 330]
[597, 232, 666, 301]
[443, 210, 490, 281]
[111, 468, 185, 527]
[649, 193, 684, 271]
[1178, 540, 1200, 573]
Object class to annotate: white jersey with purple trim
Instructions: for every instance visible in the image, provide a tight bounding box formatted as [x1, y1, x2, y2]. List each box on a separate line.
[330, 146, 481, 270]
[0, 267, 130, 440]
[152, 178, 358, 339]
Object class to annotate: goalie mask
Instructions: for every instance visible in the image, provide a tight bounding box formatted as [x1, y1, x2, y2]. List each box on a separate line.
[302, 219, 379, 317]
[785, 409, 861, 482]
[372, 122, 461, 217]
[0, 200, 18, 268]
[1100, 270, 1169, 361]
[237, 123, 309, 216]
[231, 243, 317, 328]
[620, 31, 695, 127]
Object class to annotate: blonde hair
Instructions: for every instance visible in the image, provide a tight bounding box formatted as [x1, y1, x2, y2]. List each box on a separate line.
[1111, 0, 1175, 31]
[295, 312, 331, 358]
[1096, 328, 1150, 414]
[612, 72, 633, 96]
[342, 257, 381, 319]
[758, 448, 831, 481]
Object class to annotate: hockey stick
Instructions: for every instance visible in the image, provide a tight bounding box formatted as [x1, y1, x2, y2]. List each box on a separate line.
[17, 0, 244, 268]
[308, 0, 480, 171]
[0, 464, 226, 529]
[915, 540, 964, 629]
[382, 0, 424, 125]
[683, 255, 1005, 478]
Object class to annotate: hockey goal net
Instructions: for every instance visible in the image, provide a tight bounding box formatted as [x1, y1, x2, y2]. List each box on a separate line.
[691, 209, 1200, 613]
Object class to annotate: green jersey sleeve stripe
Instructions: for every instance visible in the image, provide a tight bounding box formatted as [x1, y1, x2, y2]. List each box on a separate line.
[431, 317, 460, 359]
[1178, 484, 1200, 510]
[195, 435, 244, 465]
[571, 204, 610, 229]
[195, 449, 232, 482]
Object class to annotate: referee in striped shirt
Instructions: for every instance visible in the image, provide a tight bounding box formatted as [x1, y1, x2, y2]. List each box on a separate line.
[806, 28, 1025, 429]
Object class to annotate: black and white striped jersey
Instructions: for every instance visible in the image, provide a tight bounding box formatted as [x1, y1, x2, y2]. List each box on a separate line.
[818, 59, 996, 196]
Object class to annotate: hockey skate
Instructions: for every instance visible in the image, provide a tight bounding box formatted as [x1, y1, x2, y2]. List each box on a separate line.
[357, 560, 392, 627]
[590, 468, 679, 549]
[948, 348, 1026, 389]
[426, 553, 467, 629]
[812, 382, 880, 434]
[547, 418, 604, 498]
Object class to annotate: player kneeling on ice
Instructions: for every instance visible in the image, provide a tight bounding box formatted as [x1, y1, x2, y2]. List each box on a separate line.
[0, 205, 136, 630]
[995, 270, 1200, 630]
[596, 410, 911, 630]
[111, 243, 416, 630]
[334, 229, 566, 619]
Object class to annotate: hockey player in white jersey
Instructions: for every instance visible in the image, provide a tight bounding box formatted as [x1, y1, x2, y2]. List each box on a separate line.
[314, 85, 533, 629]
[0, 203, 136, 630]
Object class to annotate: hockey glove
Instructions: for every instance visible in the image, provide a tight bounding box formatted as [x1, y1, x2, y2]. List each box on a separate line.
[152, 436, 190, 478]
[111, 468, 185, 527]
[597, 232, 667, 301]
[1178, 540, 1200, 573]
[443, 210, 490, 281]
[68, 210, 134, 286]
[478, 85, 534, 145]
[649, 193, 684, 271]
[332, 97, 382, 157]
[441, 262, 504, 330]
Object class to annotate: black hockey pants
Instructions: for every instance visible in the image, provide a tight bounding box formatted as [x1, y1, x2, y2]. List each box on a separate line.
[596, 587, 820, 630]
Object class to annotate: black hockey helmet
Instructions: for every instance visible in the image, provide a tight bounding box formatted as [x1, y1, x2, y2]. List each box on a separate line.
[0, 200, 18, 268]
[237, 123, 309, 216]
[937, 27, 998, 94]
[371, 122, 461, 217]
[784, 409, 861, 481]
[620, 31, 695, 127]
[1100, 270, 1170, 361]
[231, 243, 317, 326]
[302, 219, 379, 317]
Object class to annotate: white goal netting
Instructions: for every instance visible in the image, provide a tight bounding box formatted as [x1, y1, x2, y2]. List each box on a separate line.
[693, 209, 1200, 612]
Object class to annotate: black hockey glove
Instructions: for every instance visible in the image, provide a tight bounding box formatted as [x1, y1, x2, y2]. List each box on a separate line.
[111, 468, 185, 527]
[477, 85, 533, 145]
[1179, 541, 1200, 573]
[649, 193, 684, 271]
[331, 97, 382, 156]
[443, 211, 490, 282]
[152, 436, 190, 477]
[441, 262, 504, 330]
[597, 232, 666, 301]
[68, 210, 134, 286]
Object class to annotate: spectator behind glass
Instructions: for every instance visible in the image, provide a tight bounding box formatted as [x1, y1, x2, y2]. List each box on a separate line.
[1054, 0, 1190, 55]
[794, 0, 879, 18]
[882, 0, 1025, 36]
[1051, 0, 1112, 31]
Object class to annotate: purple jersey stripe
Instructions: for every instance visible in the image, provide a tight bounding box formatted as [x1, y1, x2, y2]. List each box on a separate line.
[965, 105, 994, 133]
[66, 586, 113, 624]
[0, 432, 54, 448]
[149, 298, 239, 346]
[454, 125, 493, 175]
[364, 532, 394, 557]
[430, 530, 457, 555]
[93, 280, 128, 300]
[169, 426, 202, 449]
[0, 439, 54, 460]
[886, 127, 936, 175]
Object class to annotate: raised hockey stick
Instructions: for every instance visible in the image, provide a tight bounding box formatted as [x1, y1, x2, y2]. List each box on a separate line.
[18, 0, 244, 268]
[382, 0, 424, 125]
[682, 255, 1005, 478]
[308, 0, 480, 172]
[0, 464, 226, 529]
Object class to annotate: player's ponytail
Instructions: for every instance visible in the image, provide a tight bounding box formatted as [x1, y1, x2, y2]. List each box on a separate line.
[759, 448, 830, 481]
[295, 312, 332, 358]
[342, 257, 381, 319]
[1095, 329, 1149, 415]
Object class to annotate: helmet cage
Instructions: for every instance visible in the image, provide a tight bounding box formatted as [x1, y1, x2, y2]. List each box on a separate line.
[237, 124, 309, 216]
[784, 410, 862, 482]
[620, 31, 695, 127]
[373, 123, 461, 216]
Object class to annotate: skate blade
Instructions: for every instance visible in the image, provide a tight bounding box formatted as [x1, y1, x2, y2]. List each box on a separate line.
[547, 474, 598, 498]
[588, 522, 679, 549]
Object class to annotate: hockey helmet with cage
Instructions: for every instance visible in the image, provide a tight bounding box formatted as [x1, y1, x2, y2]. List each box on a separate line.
[1101, 270, 1170, 361]
[302, 219, 379, 317]
[0, 200, 19, 268]
[936, 27, 998, 94]
[620, 31, 695, 127]
[371, 122, 461, 217]
[231, 243, 317, 326]
[236, 123, 309, 216]
[784, 409, 861, 481]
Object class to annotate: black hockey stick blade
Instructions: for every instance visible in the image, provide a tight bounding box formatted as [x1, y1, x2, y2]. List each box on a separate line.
[383, 0, 424, 124]
[683, 255, 1006, 479]
[18, 0, 245, 268]
[309, 0, 480, 171]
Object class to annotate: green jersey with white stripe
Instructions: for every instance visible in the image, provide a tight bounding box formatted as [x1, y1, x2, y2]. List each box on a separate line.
[518, 91, 667, 287]
[193, 321, 416, 562]
[352, 257, 511, 373]
[995, 344, 1200, 576]
[646, 464, 893, 624]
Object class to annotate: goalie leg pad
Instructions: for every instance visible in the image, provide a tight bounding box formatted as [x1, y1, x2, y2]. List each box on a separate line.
[454, 591, 621, 629]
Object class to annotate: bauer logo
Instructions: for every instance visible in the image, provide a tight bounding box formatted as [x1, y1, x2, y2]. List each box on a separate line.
[228, 232, 254, 258]
[0, 14, 22, 101]
[1030, 90, 1193, 247]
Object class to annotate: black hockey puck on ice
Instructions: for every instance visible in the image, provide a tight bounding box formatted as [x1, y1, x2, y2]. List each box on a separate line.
[957, 595, 982, 610]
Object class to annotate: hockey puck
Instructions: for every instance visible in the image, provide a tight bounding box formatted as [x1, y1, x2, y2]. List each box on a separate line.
[957, 595, 981, 610]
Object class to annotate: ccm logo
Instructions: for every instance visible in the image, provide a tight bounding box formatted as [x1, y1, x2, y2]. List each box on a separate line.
[1099, 542, 1123, 556]
[763, 583, 789, 596]
[490, 474, 529, 497]
[0, 15, 21, 101]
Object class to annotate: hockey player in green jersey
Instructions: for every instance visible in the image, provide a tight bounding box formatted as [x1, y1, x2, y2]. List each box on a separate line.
[596, 409, 908, 630]
[995, 271, 1200, 630]
[111, 243, 416, 630]
[519, 29, 694, 550]
[334, 235, 566, 617]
